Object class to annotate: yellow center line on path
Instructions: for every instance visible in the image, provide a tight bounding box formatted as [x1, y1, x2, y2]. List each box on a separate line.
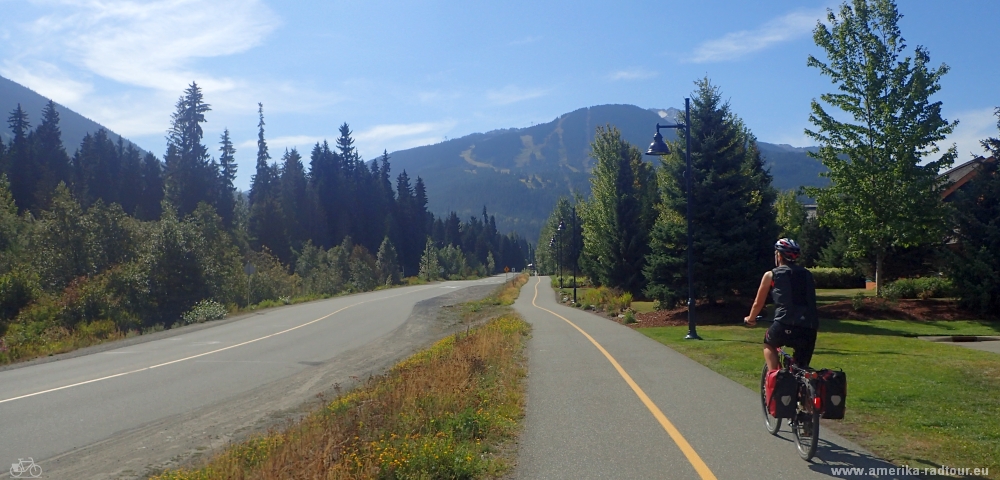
[531, 277, 718, 480]
[0, 285, 440, 405]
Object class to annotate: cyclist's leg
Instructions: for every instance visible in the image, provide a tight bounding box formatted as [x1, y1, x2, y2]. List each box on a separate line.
[789, 326, 818, 369]
[763, 321, 786, 371]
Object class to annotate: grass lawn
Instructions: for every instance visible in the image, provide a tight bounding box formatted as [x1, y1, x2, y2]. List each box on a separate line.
[640, 319, 1000, 478]
[816, 287, 875, 305]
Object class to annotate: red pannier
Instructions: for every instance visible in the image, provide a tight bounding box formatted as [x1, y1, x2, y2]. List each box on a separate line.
[766, 368, 797, 418]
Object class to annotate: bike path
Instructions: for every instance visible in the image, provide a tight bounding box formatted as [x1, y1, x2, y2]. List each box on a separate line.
[511, 277, 915, 480]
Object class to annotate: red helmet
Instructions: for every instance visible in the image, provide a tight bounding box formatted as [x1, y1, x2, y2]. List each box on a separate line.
[775, 238, 800, 261]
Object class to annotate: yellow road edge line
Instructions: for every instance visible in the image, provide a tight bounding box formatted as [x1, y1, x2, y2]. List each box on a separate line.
[0, 285, 442, 405]
[531, 277, 718, 480]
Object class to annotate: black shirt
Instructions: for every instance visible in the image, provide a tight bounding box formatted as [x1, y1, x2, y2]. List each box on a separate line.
[771, 264, 818, 329]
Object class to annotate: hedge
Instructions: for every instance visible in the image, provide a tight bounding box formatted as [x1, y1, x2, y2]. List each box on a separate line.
[808, 267, 865, 289]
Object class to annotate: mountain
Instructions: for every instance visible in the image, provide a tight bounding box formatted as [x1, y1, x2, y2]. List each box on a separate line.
[1, 75, 136, 153]
[389, 104, 827, 243]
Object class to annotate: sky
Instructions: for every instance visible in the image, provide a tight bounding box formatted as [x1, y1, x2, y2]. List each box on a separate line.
[2, 0, 998, 191]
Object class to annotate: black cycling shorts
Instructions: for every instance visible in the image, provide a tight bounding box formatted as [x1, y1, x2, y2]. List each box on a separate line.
[764, 322, 817, 368]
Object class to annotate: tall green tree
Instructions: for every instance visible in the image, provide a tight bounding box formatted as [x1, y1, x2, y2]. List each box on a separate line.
[33, 101, 71, 210]
[164, 82, 216, 217]
[804, 0, 956, 294]
[579, 125, 656, 294]
[217, 129, 238, 227]
[137, 153, 164, 220]
[946, 109, 1000, 316]
[775, 190, 807, 241]
[644, 79, 779, 306]
[536, 197, 582, 276]
[248, 104, 287, 260]
[279, 148, 310, 260]
[376, 236, 401, 285]
[6, 104, 37, 213]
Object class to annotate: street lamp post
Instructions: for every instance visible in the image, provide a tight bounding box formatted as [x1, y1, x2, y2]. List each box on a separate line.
[557, 220, 565, 290]
[571, 207, 578, 305]
[646, 97, 701, 340]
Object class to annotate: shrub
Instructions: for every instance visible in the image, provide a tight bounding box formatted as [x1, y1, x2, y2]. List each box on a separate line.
[808, 267, 865, 289]
[180, 300, 228, 325]
[883, 277, 955, 300]
[0, 269, 40, 329]
[623, 310, 637, 324]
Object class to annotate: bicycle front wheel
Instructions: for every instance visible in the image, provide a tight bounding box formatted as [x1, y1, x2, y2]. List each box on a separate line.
[760, 364, 781, 435]
[793, 382, 820, 461]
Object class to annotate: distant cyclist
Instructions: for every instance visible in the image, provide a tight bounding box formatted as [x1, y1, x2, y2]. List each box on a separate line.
[744, 238, 818, 371]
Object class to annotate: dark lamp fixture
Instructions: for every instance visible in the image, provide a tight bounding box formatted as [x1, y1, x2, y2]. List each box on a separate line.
[646, 130, 670, 156]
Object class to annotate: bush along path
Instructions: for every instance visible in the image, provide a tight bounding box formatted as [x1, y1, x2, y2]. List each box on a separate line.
[152, 274, 530, 480]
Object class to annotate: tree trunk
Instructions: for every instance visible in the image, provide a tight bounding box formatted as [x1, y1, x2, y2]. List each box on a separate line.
[875, 252, 884, 297]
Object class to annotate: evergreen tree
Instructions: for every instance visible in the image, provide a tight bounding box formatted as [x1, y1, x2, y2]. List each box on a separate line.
[6, 104, 36, 213]
[33, 100, 71, 210]
[946, 109, 1000, 316]
[247, 104, 287, 259]
[804, 0, 956, 294]
[72, 129, 120, 208]
[579, 125, 655, 294]
[137, 153, 164, 220]
[217, 129, 238, 227]
[164, 82, 216, 217]
[376, 236, 401, 285]
[644, 79, 778, 306]
[118, 143, 143, 215]
[536, 197, 582, 276]
[279, 148, 309, 260]
[418, 237, 440, 281]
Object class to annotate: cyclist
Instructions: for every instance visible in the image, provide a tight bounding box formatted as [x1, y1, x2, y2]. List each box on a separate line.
[744, 238, 818, 371]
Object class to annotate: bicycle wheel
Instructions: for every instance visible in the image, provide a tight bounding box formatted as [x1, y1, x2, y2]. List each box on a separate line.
[760, 364, 781, 435]
[792, 381, 821, 461]
[28, 464, 42, 477]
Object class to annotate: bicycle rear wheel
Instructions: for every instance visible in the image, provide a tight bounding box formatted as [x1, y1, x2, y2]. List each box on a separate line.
[760, 364, 781, 435]
[793, 382, 820, 461]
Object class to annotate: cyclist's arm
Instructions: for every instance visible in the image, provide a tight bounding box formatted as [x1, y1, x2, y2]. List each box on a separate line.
[744, 271, 773, 325]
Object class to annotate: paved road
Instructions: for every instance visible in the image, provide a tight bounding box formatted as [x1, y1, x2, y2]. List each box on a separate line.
[512, 277, 915, 480]
[0, 277, 503, 478]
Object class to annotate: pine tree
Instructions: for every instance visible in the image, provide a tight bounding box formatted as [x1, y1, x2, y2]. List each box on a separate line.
[6, 104, 37, 213]
[217, 129, 238, 227]
[248, 104, 287, 259]
[804, 0, 956, 294]
[376, 236, 401, 285]
[946, 109, 1000, 315]
[33, 100, 71, 210]
[579, 125, 656, 294]
[279, 148, 309, 259]
[118, 143, 143, 215]
[644, 79, 778, 306]
[418, 237, 439, 281]
[164, 82, 216, 217]
[137, 153, 164, 220]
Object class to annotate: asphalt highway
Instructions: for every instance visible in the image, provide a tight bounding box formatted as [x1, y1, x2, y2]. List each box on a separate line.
[0, 277, 504, 477]
[512, 276, 916, 480]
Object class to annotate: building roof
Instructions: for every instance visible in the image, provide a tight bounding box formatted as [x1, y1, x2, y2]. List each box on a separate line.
[940, 156, 996, 199]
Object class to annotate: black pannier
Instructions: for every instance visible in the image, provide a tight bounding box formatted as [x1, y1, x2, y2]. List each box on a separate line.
[767, 368, 797, 419]
[819, 369, 847, 419]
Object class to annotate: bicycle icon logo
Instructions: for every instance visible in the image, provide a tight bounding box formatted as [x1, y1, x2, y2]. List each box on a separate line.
[10, 458, 42, 478]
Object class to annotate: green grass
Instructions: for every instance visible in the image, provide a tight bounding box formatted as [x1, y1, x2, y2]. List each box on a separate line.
[631, 301, 656, 314]
[640, 320, 1000, 478]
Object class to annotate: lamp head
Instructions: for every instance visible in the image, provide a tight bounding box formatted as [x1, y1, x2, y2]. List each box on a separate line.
[646, 130, 670, 156]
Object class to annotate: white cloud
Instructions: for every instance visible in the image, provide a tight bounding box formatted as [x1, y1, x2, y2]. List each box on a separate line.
[608, 68, 658, 81]
[355, 122, 454, 142]
[689, 8, 826, 63]
[1, 60, 93, 104]
[486, 85, 548, 106]
[26, 0, 279, 93]
[947, 107, 999, 161]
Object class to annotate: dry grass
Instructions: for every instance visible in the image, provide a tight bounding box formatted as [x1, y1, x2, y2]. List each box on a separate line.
[152, 275, 531, 480]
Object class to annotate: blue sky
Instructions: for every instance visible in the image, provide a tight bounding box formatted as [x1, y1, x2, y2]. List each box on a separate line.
[2, 0, 998, 191]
